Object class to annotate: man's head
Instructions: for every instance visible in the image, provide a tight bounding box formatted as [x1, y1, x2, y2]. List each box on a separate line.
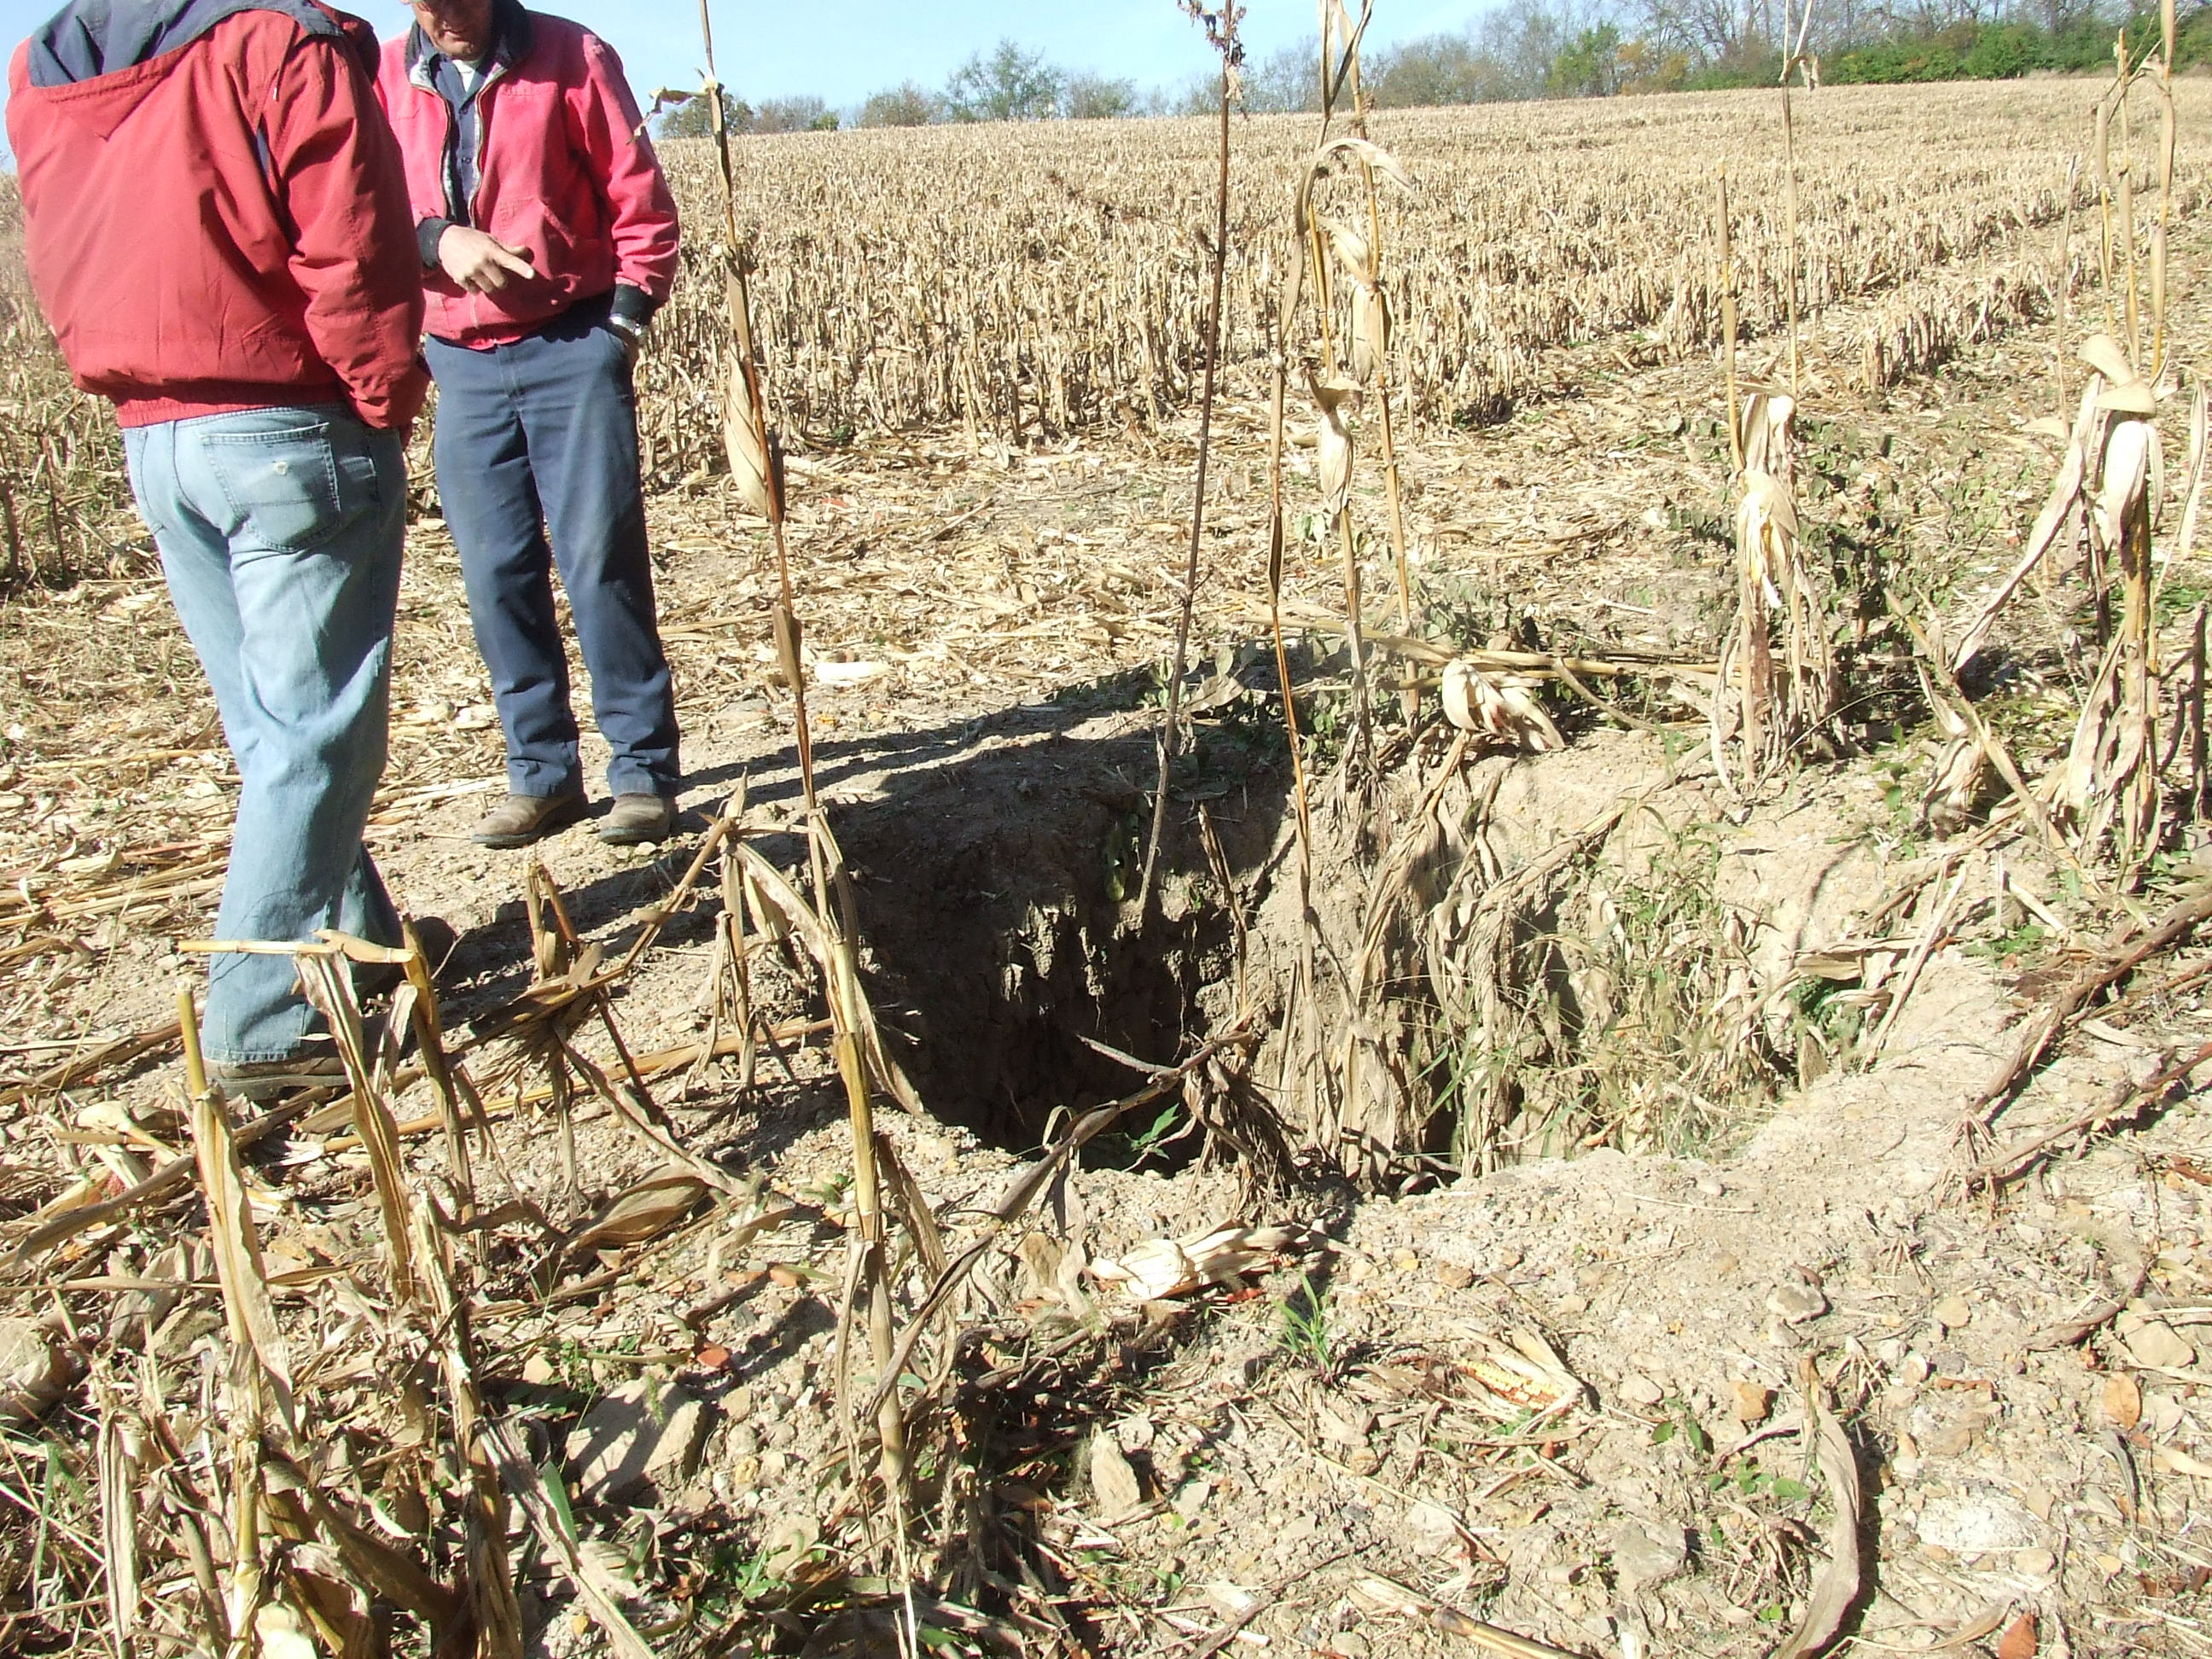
[409, 0, 496, 59]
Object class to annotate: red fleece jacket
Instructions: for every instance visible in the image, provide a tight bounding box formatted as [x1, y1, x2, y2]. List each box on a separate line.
[375, 10, 679, 349]
[7, 4, 428, 430]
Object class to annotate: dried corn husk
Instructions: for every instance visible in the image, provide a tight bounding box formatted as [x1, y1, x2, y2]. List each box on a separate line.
[723, 354, 776, 519]
[1309, 372, 1358, 515]
[1088, 1223, 1311, 1300]
[569, 1168, 709, 1254]
[1441, 660, 1564, 751]
[0, 1317, 65, 1428]
[1458, 1326, 1585, 1422]
[1316, 134, 1415, 194]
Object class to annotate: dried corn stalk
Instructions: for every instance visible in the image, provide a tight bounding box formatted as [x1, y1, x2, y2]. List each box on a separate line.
[1710, 387, 1837, 789]
[2047, 336, 2164, 866]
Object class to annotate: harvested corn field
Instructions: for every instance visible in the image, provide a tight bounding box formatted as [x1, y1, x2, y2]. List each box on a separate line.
[5, 38, 2212, 1659]
[628, 80, 2212, 477]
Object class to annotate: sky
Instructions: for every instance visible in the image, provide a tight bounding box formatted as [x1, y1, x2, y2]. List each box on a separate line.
[0, 0, 1489, 119]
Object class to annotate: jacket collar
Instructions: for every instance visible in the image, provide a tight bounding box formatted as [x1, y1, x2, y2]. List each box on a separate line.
[26, 0, 342, 87]
[404, 0, 529, 87]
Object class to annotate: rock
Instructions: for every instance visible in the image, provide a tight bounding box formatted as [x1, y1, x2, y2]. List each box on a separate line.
[1932, 1295, 1973, 1330]
[1619, 1374, 1665, 1408]
[1766, 1278, 1829, 1325]
[760, 1513, 819, 1578]
[520, 1353, 556, 1388]
[2014, 1547, 2057, 1578]
[1405, 1500, 1460, 1556]
[1914, 1487, 2042, 1554]
[1731, 1381, 1774, 1425]
[1435, 1260, 1476, 1291]
[0, 1320, 65, 1428]
[1610, 1521, 1689, 1587]
[1316, 1399, 1376, 1448]
[2122, 1321, 2196, 1371]
[1090, 1435, 1143, 1522]
[565, 1380, 709, 1505]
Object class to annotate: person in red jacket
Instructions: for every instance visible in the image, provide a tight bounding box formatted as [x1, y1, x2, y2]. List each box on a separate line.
[377, 0, 684, 848]
[9, 0, 439, 1097]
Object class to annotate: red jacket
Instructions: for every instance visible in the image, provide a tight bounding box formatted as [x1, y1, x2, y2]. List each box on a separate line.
[375, 8, 679, 349]
[6, 0, 428, 431]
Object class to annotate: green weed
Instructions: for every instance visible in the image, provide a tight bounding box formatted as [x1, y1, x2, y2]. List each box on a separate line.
[1278, 1273, 1336, 1381]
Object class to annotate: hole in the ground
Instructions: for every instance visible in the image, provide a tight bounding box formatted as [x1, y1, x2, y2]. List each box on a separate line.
[839, 708, 1807, 1174]
[836, 713, 1280, 1153]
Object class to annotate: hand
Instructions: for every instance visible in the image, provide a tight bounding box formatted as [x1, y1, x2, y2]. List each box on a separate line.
[437, 225, 536, 294]
[608, 323, 642, 367]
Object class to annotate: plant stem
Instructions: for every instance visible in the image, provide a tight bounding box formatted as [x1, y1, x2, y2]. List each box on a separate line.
[1139, 3, 1239, 912]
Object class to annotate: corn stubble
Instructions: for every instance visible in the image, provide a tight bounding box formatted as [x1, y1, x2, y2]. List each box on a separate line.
[618, 79, 2210, 490]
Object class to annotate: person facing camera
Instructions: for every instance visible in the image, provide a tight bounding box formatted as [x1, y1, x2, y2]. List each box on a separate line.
[376, 0, 684, 847]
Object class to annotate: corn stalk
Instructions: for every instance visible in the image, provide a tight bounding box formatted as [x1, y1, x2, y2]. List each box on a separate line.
[1710, 381, 1837, 789]
[697, 0, 915, 1603]
[1138, 1, 1243, 911]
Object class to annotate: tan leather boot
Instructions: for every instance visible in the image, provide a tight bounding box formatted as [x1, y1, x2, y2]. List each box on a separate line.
[597, 793, 675, 846]
[471, 792, 587, 848]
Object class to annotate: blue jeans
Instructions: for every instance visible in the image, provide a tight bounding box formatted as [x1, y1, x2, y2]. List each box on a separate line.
[124, 406, 407, 1064]
[426, 300, 679, 800]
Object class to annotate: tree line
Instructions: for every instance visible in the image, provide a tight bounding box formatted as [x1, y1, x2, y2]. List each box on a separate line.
[660, 0, 2208, 135]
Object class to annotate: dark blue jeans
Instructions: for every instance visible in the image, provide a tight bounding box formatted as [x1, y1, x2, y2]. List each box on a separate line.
[427, 301, 679, 800]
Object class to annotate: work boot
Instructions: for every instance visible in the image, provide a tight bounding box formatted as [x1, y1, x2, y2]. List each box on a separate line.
[210, 1049, 348, 1101]
[597, 793, 676, 847]
[472, 791, 587, 849]
[208, 1012, 397, 1101]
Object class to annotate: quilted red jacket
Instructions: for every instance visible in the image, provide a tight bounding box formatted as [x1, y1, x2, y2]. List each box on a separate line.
[375, 6, 679, 348]
[6, 0, 428, 430]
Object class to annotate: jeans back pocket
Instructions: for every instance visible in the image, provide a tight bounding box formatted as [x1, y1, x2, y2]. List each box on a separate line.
[201, 416, 377, 556]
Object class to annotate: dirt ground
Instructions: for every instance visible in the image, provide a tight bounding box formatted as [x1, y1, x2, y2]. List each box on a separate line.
[3, 190, 2211, 1659]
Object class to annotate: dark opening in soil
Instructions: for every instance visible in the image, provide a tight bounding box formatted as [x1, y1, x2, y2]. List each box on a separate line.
[833, 708, 1288, 1151]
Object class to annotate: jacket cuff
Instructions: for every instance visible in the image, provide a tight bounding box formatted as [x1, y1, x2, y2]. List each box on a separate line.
[416, 217, 455, 269]
[609, 283, 661, 333]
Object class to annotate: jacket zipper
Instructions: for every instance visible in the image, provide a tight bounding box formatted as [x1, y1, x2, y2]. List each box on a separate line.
[466, 59, 509, 225]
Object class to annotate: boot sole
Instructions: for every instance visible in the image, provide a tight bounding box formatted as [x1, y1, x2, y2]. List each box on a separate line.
[212, 1067, 346, 1101]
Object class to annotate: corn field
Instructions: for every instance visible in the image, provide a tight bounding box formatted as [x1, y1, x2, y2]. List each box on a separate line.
[631, 79, 2212, 481]
[7, 48, 2212, 1656]
[4, 81, 2203, 579]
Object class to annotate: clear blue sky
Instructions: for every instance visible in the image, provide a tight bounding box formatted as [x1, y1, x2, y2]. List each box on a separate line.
[0, 0, 1487, 115]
